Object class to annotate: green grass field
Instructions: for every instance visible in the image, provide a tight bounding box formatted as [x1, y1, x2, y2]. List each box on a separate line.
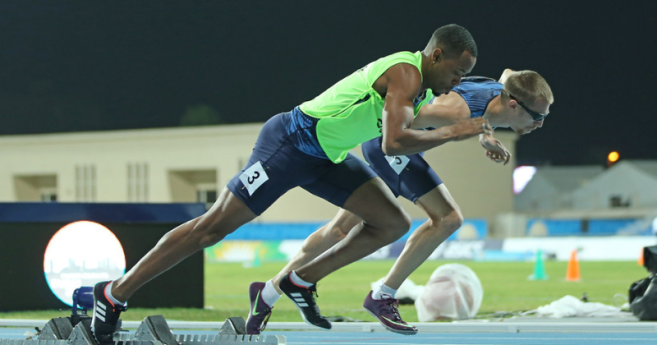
[0, 260, 647, 322]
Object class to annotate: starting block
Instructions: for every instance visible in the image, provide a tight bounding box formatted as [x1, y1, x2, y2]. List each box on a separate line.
[1, 315, 284, 345]
[123, 315, 284, 345]
[0, 287, 284, 345]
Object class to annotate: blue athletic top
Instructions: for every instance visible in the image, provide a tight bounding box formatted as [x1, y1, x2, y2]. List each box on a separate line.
[451, 77, 503, 118]
[421, 77, 502, 133]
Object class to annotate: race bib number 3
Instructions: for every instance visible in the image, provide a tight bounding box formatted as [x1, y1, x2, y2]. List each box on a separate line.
[385, 155, 410, 175]
[239, 161, 269, 196]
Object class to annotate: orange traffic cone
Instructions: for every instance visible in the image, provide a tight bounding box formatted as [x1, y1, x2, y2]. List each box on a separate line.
[638, 248, 645, 267]
[566, 250, 581, 282]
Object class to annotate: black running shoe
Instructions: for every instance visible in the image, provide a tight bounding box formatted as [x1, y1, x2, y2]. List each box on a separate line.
[278, 272, 331, 330]
[91, 281, 127, 345]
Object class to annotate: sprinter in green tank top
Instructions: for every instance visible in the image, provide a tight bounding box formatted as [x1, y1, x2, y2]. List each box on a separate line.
[89, 24, 484, 344]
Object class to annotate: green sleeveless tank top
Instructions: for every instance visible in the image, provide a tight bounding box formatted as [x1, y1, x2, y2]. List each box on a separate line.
[299, 51, 429, 163]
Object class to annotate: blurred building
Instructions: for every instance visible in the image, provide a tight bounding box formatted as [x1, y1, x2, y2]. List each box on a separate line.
[502, 161, 657, 238]
[0, 125, 518, 223]
[515, 161, 657, 213]
[571, 160, 657, 210]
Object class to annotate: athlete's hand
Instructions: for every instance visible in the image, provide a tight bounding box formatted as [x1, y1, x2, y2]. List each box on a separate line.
[480, 134, 511, 165]
[454, 118, 493, 141]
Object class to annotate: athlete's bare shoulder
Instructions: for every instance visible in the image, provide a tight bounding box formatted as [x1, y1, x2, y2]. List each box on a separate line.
[431, 91, 471, 118]
[372, 63, 423, 100]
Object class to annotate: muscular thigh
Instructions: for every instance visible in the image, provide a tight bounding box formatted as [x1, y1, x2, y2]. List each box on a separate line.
[416, 184, 462, 220]
[300, 152, 407, 229]
[341, 177, 409, 230]
[300, 153, 378, 208]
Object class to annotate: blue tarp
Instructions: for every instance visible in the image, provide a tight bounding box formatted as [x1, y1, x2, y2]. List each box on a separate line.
[0, 202, 206, 223]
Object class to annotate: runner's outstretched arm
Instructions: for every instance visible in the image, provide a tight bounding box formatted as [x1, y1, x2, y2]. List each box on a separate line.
[380, 64, 491, 156]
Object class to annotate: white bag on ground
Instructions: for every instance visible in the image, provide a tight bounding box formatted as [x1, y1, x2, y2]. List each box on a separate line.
[415, 263, 483, 321]
[529, 295, 625, 318]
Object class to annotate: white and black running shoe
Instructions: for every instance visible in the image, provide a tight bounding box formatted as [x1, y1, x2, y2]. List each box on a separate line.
[278, 273, 331, 330]
[90, 281, 127, 345]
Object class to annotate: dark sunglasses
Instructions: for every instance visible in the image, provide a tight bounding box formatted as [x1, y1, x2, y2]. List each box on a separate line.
[508, 94, 549, 121]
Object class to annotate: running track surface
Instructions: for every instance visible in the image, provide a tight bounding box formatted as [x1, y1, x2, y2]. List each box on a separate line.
[1, 328, 654, 345]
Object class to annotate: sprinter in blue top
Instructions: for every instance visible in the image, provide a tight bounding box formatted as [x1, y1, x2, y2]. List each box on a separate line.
[247, 69, 554, 335]
[453, 76, 504, 117]
[359, 76, 506, 203]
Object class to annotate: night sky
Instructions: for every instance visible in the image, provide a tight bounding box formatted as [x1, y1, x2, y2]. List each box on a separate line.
[1, 1, 655, 166]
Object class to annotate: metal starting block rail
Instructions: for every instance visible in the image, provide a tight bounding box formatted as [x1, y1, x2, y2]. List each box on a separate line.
[0, 316, 285, 345]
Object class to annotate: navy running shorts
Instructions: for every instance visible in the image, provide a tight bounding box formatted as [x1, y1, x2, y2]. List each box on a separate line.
[228, 110, 377, 215]
[361, 137, 442, 203]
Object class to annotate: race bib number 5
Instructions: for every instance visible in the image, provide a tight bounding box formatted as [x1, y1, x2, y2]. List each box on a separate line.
[385, 155, 410, 175]
[239, 161, 269, 196]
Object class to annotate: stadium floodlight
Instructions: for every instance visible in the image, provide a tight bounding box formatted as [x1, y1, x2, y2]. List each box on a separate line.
[607, 151, 620, 167]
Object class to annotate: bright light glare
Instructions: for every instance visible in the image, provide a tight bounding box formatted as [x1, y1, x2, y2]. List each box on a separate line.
[513, 166, 537, 194]
[44, 221, 126, 306]
[608, 151, 619, 163]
